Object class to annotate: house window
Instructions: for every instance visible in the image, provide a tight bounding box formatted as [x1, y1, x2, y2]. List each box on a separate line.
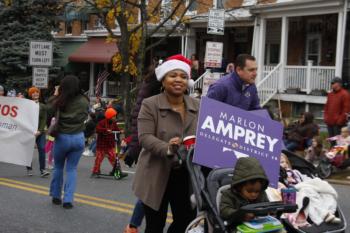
[265, 43, 280, 65]
[66, 22, 72, 34]
[161, 0, 172, 18]
[187, 0, 197, 12]
[81, 20, 88, 31]
[216, 0, 224, 9]
[305, 34, 321, 66]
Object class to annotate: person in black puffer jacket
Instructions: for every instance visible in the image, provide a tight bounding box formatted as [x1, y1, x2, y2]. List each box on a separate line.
[124, 63, 162, 167]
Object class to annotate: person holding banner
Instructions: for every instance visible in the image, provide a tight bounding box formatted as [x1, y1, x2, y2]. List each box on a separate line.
[26, 87, 50, 177]
[207, 54, 260, 111]
[0, 85, 5, 96]
[49, 75, 89, 209]
[133, 54, 198, 233]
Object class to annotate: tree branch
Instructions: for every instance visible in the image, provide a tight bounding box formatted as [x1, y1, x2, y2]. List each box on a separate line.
[148, 0, 185, 37]
[146, 0, 196, 51]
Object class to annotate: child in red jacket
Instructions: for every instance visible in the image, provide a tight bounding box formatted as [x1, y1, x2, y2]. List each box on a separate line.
[91, 108, 123, 177]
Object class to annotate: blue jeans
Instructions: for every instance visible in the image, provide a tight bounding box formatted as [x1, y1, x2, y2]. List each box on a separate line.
[130, 199, 144, 227]
[27, 133, 46, 171]
[50, 132, 85, 203]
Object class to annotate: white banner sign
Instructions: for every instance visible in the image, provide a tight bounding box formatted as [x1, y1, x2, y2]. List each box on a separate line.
[202, 72, 221, 96]
[204, 41, 223, 68]
[207, 9, 225, 35]
[33, 67, 48, 88]
[0, 97, 38, 166]
[29, 41, 53, 66]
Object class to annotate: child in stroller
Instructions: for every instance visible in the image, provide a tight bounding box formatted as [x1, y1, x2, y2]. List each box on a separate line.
[317, 127, 350, 178]
[186, 148, 347, 233]
[278, 151, 347, 232]
[185, 150, 296, 233]
[219, 157, 270, 232]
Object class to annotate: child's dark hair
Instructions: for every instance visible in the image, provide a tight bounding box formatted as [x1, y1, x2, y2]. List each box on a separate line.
[233, 178, 267, 193]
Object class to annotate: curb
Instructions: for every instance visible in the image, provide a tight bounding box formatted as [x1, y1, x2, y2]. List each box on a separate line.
[326, 179, 350, 186]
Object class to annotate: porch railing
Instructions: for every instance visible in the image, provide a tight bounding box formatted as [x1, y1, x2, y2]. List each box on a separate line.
[283, 61, 335, 94]
[257, 63, 282, 106]
[189, 70, 210, 94]
[263, 62, 335, 95]
[263, 65, 277, 77]
[310, 66, 335, 91]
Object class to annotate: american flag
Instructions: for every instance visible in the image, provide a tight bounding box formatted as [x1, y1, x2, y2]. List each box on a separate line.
[95, 70, 110, 97]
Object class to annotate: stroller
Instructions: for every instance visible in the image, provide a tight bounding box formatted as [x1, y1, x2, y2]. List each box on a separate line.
[186, 148, 347, 233]
[185, 149, 296, 233]
[282, 150, 319, 178]
[317, 146, 350, 179]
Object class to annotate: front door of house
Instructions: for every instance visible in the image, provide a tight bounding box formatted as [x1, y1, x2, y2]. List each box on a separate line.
[305, 34, 321, 65]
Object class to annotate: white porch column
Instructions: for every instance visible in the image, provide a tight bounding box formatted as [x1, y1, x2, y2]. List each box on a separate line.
[102, 81, 107, 97]
[251, 17, 258, 56]
[279, 16, 289, 92]
[102, 63, 108, 97]
[335, 10, 344, 77]
[257, 17, 266, 83]
[89, 62, 94, 97]
[181, 34, 185, 55]
[306, 60, 313, 94]
[185, 28, 196, 58]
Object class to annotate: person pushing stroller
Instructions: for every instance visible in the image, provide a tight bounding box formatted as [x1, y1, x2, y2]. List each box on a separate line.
[91, 107, 127, 179]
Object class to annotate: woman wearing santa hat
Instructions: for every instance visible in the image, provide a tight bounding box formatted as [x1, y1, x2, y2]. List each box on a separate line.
[132, 54, 198, 233]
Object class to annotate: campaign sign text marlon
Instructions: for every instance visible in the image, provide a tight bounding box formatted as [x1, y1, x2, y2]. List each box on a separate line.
[0, 97, 39, 166]
[193, 97, 283, 188]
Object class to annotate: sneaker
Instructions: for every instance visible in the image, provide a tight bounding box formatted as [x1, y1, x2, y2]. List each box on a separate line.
[62, 202, 74, 209]
[52, 198, 62, 205]
[40, 170, 50, 177]
[27, 170, 33, 176]
[123, 225, 138, 233]
[47, 164, 54, 170]
[83, 149, 94, 157]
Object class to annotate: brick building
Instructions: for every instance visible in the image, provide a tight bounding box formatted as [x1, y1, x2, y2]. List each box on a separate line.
[54, 0, 350, 121]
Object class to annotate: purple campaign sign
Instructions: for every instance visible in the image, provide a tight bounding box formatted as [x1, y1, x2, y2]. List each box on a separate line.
[193, 97, 283, 188]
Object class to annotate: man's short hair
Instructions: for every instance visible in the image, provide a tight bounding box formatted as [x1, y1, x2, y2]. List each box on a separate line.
[331, 77, 342, 85]
[235, 54, 256, 71]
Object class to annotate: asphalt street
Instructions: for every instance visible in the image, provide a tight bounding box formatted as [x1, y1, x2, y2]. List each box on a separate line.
[0, 151, 349, 233]
[0, 152, 143, 233]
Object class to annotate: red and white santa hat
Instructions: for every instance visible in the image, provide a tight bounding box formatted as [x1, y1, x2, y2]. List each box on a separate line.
[155, 54, 194, 88]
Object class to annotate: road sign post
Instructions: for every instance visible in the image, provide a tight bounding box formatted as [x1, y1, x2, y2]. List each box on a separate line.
[207, 9, 225, 35]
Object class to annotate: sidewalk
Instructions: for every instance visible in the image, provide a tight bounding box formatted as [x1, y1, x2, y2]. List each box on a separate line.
[326, 167, 350, 185]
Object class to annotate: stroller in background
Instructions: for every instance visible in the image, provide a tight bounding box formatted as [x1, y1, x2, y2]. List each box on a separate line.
[186, 148, 347, 233]
[317, 146, 350, 179]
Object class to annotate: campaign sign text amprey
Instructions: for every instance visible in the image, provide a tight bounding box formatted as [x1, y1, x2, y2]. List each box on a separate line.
[193, 97, 283, 188]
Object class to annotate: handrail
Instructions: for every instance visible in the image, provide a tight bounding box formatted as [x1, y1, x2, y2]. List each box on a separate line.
[257, 63, 282, 88]
[189, 69, 211, 94]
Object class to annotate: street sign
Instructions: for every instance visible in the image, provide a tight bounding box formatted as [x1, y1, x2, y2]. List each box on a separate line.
[29, 41, 53, 66]
[32, 67, 48, 88]
[204, 41, 223, 68]
[207, 9, 225, 35]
